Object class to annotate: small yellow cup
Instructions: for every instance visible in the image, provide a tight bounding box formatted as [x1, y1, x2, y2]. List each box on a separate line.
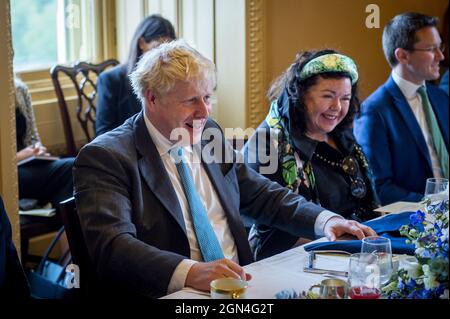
[210, 278, 248, 299]
[308, 278, 348, 299]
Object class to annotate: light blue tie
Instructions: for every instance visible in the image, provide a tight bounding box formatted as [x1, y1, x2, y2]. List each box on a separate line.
[171, 147, 224, 262]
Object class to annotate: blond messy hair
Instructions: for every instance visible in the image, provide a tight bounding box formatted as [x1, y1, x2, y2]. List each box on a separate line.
[130, 39, 216, 105]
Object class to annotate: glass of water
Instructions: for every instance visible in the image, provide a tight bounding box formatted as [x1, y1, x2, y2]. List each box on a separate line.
[424, 178, 449, 205]
[348, 253, 381, 299]
[361, 236, 393, 287]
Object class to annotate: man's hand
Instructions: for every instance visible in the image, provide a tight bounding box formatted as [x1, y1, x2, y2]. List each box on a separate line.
[324, 217, 377, 241]
[185, 259, 252, 292]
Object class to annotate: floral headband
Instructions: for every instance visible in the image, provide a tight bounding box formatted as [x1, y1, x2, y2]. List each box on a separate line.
[298, 53, 359, 85]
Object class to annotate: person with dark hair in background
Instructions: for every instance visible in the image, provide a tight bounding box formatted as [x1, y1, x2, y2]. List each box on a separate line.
[243, 50, 381, 260]
[354, 12, 449, 205]
[95, 14, 176, 136]
[0, 195, 30, 299]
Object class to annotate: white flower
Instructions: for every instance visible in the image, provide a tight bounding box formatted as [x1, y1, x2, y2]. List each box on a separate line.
[415, 247, 426, 258]
[399, 257, 421, 279]
[423, 273, 440, 290]
[422, 264, 440, 290]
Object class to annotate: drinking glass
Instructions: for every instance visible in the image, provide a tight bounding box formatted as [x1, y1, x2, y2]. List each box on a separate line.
[361, 236, 393, 286]
[348, 253, 381, 299]
[424, 178, 449, 205]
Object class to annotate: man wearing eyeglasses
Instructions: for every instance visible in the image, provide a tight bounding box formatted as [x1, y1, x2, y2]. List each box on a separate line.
[354, 12, 449, 205]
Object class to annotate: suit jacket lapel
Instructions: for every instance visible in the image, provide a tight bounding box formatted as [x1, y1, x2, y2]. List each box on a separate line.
[386, 77, 432, 170]
[427, 85, 449, 148]
[200, 142, 253, 265]
[133, 112, 187, 236]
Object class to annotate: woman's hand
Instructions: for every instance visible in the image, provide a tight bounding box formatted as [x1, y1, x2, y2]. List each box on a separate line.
[16, 143, 50, 162]
[33, 142, 50, 156]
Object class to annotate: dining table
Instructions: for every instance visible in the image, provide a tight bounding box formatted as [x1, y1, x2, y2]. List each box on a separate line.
[162, 202, 421, 299]
[162, 237, 371, 299]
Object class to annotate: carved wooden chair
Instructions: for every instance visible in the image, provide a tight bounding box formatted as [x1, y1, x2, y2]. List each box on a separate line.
[50, 59, 119, 156]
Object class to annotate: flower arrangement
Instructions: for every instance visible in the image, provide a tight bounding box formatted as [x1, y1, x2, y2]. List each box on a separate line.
[383, 199, 449, 299]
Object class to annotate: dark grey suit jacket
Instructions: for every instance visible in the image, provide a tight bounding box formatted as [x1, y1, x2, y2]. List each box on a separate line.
[73, 111, 323, 298]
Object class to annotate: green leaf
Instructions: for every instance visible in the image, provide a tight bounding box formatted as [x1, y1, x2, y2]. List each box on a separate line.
[282, 160, 297, 186]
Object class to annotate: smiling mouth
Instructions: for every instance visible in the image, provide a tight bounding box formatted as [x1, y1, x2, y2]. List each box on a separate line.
[186, 120, 205, 130]
[322, 114, 338, 120]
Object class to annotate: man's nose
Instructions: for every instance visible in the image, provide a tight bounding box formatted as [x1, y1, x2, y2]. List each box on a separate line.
[197, 98, 210, 117]
[436, 47, 445, 61]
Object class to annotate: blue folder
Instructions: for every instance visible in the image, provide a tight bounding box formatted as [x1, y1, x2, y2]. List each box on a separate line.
[304, 212, 416, 255]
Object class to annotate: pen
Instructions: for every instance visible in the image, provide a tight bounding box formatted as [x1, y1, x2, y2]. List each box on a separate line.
[303, 267, 348, 277]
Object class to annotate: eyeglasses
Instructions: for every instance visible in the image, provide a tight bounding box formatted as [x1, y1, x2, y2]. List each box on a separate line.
[408, 43, 446, 54]
[341, 156, 367, 199]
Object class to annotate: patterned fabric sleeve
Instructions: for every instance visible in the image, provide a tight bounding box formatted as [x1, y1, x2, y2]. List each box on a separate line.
[15, 78, 41, 147]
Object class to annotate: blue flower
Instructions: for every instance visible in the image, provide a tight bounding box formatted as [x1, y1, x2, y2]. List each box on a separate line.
[388, 292, 398, 299]
[385, 199, 448, 299]
[436, 284, 446, 296]
[406, 279, 416, 290]
[275, 289, 299, 299]
[419, 289, 432, 299]
[410, 211, 425, 226]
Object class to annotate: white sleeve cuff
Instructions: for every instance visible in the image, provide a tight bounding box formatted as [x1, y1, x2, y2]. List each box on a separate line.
[167, 259, 198, 295]
[314, 210, 343, 237]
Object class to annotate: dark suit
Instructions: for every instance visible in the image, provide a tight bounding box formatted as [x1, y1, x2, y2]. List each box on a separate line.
[440, 70, 449, 95]
[95, 65, 142, 136]
[354, 76, 449, 205]
[0, 196, 30, 299]
[74, 112, 324, 298]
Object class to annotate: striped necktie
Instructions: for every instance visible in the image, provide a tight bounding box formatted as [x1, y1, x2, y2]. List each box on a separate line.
[417, 86, 449, 178]
[171, 147, 224, 262]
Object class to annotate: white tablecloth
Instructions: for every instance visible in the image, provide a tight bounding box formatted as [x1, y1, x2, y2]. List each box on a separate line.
[162, 240, 350, 299]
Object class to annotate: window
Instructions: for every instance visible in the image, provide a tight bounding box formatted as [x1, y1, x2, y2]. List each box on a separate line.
[11, 0, 58, 71]
[11, 0, 114, 72]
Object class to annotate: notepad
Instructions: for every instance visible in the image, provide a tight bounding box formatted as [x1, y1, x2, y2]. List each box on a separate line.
[17, 155, 60, 166]
[19, 208, 56, 217]
[374, 201, 423, 215]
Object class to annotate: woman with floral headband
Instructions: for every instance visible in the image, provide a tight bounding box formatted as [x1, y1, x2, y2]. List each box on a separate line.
[243, 49, 381, 260]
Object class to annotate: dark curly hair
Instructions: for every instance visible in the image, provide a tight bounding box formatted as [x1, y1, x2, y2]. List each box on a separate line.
[268, 49, 361, 136]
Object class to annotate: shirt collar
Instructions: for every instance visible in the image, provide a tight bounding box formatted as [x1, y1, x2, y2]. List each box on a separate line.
[144, 113, 193, 156]
[391, 70, 424, 100]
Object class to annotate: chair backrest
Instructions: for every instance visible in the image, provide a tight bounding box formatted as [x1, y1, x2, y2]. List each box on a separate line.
[50, 59, 119, 156]
[58, 197, 95, 298]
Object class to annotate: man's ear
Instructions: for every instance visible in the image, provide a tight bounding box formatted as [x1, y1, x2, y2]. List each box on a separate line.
[145, 89, 157, 110]
[394, 48, 410, 65]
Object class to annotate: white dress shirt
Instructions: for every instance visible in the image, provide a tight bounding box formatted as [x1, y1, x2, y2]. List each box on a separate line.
[143, 115, 340, 294]
[392, 71, 443, 178]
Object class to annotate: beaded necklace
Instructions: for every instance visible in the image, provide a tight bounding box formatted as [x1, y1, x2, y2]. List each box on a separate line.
[313, 152, 342, 168]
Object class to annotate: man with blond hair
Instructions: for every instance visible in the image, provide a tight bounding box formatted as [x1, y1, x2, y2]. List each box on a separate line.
[74, 40, 375, 298]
